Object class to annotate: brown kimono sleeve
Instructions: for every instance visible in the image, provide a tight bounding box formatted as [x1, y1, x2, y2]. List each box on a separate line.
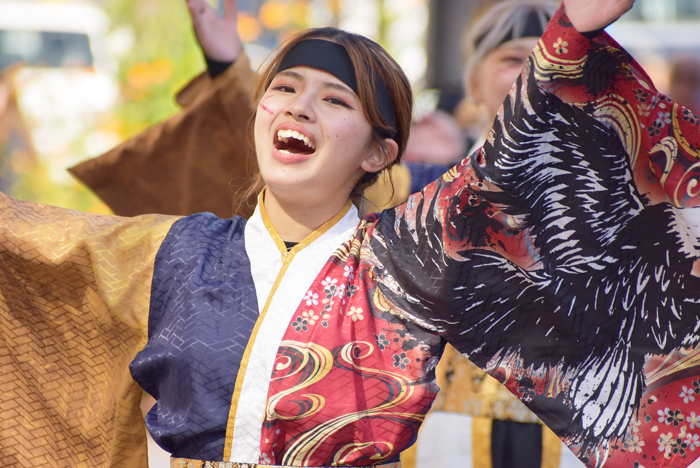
[68, 55, 257, 219]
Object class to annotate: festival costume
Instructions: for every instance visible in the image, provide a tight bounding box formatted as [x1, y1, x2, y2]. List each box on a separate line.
[67, 55, 257, 220]
[3, 7, 700, 468]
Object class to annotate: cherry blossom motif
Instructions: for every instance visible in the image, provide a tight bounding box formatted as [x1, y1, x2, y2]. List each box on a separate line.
[636, 102, 652, 117]
[648, 121, 663, 137]
[680, 386, 696, 404]
[655, 111, 672, 128]
[291, 316, 309, 332]
[634, 88, 650, 103]
[302, 310, 319, 326]
[669, 430, 690, 458]
[347, 306, 364, 322]
[682, 108, 700, 126]
[688, 412, 700, 430]
[393, 352, 410, 371]
[260, 452, 272, 464]
[693, 379, 700, 395]
[375, 333, 390, 351]
[343, 265, 355, 279]
[658, 408, 684, 427]
[629, 418, 641, 433]
[686, 432, 700, 451]
[321, 276, 337, 288]
[320, 312, 331, 328]
[624, 434, 645, 454]
[658, 432, 674, 455]
[553, 37, 568, 54]
[303, 290, 319, 306]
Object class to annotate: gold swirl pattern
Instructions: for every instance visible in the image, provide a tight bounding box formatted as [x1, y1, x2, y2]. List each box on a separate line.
[591, 95, 641, 168]
[331, 441, 396, 465]
[372, 285, 396, 315]
[650, 136, 679, 190]
[441, 164, 461, 184]
[279, 342, 424, 466]
[644, 345, 700, 386]
[531, 41, 586, 83]
[266, 341, 334, 422]
[674, 161, 700, 207]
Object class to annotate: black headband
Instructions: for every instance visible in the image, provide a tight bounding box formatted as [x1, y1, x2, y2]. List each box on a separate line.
[275, 39, 397, 139]
[475, 10, 550, 50]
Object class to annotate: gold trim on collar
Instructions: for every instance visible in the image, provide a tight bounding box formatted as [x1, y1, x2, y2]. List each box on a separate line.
[223, 192, 352, 460]
[258, 188, 353, 257]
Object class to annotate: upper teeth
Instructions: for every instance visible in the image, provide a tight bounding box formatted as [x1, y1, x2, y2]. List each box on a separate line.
[277, 129, 315, 150]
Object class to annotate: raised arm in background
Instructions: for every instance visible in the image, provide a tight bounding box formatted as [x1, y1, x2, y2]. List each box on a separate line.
[68, 0, 256, 219]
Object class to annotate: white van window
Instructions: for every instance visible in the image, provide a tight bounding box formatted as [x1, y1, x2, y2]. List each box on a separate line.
[0, 30, 93, 70]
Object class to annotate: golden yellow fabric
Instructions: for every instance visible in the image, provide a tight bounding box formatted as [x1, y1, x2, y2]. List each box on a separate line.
[541, 425, 563, 468]
[433, 345, 540, 423]
[364, 165, 412, 213]
[472, 416, 493, 468]
[0, 192, 177, 466]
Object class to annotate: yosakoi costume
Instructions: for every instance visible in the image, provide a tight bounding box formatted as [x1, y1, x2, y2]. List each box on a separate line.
[3, 6, 700, 468]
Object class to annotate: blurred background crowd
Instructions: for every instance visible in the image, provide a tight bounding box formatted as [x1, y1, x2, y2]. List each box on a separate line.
[2, 0, 700, 467]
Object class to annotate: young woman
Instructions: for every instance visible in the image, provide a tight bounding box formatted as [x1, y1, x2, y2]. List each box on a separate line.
[2, 1, 699, 467]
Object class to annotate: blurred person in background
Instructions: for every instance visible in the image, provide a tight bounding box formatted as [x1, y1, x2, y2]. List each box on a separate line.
[668, 53, 700, 116]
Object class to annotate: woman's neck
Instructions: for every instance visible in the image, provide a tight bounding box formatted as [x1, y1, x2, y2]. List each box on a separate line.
[262, 189, 350, 243]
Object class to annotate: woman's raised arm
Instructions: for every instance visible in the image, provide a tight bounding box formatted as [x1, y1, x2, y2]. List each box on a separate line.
[0, 192, 176, 465]
[366, 3, 700, 467]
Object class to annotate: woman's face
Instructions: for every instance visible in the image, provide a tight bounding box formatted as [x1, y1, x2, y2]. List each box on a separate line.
[470, 37, 540, 119]
[254, 65, 381, 207]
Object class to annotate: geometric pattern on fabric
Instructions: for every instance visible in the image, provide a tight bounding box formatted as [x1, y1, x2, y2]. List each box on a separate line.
[0, 192, 175, 467]
[170, 458, 401, 468]
[261, 6, 700, 467]
[130, 213, 259, 461]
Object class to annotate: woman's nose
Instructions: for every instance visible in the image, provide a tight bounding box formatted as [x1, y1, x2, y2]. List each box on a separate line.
[285, 94, 315, 121]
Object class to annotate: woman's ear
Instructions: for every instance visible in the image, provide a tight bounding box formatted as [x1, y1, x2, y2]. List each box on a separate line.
[467, 73, 482, 105]
[361, 138, 399, 173]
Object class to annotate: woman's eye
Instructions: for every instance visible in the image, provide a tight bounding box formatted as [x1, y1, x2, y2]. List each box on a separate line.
[273, 85, 295, 93]
[501, 56, 527, 66]
[326, 97, 353, 108]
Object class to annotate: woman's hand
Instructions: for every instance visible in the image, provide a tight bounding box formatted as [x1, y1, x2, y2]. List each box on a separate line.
[186, 0, 242, 62]
[563, 0, 634, 32]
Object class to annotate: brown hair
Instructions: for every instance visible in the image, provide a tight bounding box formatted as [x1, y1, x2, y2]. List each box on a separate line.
[238, 27, 413, 212]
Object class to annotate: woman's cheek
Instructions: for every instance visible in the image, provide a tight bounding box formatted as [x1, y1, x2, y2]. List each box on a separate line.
[260, 95, 276, 115]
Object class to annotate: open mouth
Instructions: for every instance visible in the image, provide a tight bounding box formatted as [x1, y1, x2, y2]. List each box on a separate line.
[274, 129, 316, 155]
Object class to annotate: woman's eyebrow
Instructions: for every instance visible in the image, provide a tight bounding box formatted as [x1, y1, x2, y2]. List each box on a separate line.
[322, 81, 354, 95]
[276, 70, 304, 80]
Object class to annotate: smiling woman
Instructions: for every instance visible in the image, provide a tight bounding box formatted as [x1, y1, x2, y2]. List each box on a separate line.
[245, 28, 412, 237]
[4, 0, 700, 467]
